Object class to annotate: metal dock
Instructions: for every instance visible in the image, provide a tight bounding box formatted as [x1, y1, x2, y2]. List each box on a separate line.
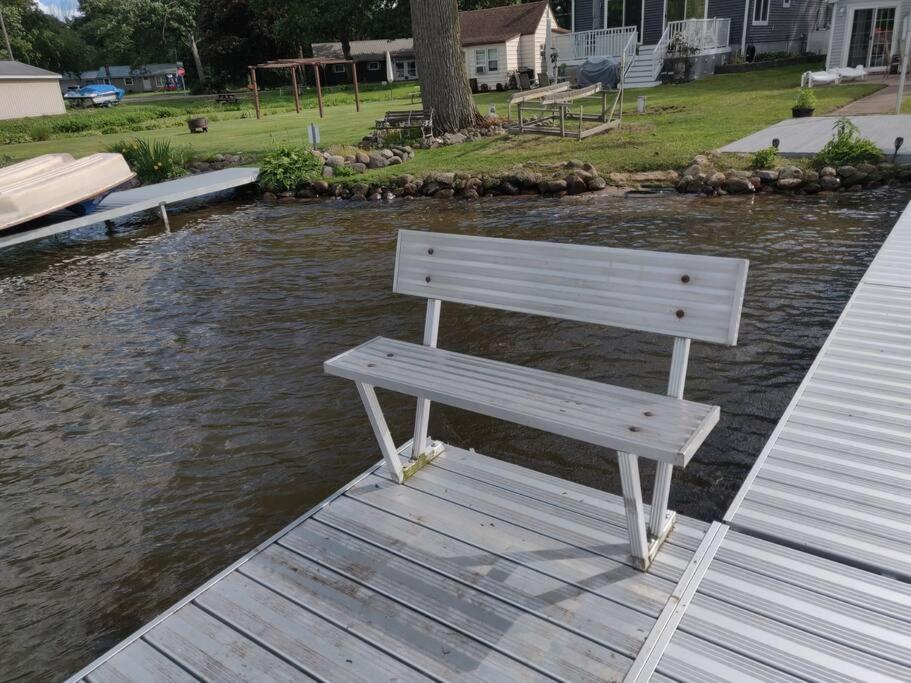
[68, 204, 911, 681]
[0, 167, 259, 250]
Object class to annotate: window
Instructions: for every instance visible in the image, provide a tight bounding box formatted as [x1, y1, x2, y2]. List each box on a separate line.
[332, 64, 347, 74]
[367, 61, 381, 71]
[782, 0, 790, 7]
[101, 78, 111, 84]
[475, 47, 499, 74]
[124, 77, 134, 85]
[753, 0, 769, 24]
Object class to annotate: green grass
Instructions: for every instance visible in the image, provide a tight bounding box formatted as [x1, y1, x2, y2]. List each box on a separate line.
[0, 65, 881, 175]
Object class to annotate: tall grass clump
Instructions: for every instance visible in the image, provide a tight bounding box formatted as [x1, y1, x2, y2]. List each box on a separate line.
[814, 117, 882, 168]
[110, 138, 190, 184]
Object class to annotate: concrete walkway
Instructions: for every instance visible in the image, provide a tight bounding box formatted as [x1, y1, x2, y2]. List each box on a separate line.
[832, 74, 907, 115]
[721, 115, 911, 161]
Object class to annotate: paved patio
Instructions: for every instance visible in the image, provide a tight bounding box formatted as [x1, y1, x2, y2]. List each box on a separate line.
[720, 115, 911, 162]
[832, 74, 906, 115]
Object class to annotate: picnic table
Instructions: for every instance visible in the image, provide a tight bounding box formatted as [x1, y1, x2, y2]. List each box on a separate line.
[214, 93, 239, 104]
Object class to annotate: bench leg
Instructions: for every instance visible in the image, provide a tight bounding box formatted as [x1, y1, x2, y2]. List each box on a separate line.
[356, 382, 404, 483]
[412, 299, 441, 460]
[617, 451, 650, 570]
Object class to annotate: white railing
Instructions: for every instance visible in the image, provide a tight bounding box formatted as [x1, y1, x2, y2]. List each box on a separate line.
[557, 26, 638, 62]
[666, 18, 731, 52]
[621, 30, 637, 79]
[651, 25, 671, 80]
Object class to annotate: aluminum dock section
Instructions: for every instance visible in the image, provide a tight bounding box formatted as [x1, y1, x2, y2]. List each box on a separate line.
[68, 445, 712, 682]
[0, 167, 259, 250]
[726, 201, 911, 580]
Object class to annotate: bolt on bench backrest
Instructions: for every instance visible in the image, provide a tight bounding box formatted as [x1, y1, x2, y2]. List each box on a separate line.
[394, 230, 749, 345]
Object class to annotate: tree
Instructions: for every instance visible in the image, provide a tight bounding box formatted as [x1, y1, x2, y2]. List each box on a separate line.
[0, 0, 94, 70]
[411, 0, 479, 132]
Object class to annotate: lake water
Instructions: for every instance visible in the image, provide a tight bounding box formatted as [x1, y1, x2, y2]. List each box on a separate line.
[1, 189, 907, 681]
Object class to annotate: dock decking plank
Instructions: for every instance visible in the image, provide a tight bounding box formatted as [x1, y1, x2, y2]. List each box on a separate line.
[344, 473, 675, 616]
[315, 495, 652, 656]
[240, 544, 551, 682]
[84, 640, 196, 683]
[142, 604, 314, 682]
[195, 572, 433, 682]
[280, 519, 632, 682]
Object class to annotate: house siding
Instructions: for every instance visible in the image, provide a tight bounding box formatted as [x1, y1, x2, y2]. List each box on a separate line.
[642, 0, 666, 42]
[575, 0, 595, 30]
[0, 79, 65, 120]
[464, 38, 518, 89]
[520, 5, 562, 73]
[827, 0, 910, 68]
[708, 0, 830, 53]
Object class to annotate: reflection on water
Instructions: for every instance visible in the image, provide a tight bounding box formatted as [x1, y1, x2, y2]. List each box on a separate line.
[0, 190, 906, 680]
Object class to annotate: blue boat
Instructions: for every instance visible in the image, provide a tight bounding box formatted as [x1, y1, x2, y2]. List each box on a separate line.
[63, 84, 125, 107]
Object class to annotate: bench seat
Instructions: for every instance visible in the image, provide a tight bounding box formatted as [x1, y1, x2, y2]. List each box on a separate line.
[325, 336, 719, 467]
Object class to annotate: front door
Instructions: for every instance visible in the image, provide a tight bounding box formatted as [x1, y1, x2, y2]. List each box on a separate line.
[847, 6, 896, 70]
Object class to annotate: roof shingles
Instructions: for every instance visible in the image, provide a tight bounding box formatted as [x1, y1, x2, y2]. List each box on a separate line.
[458, 1, 549, 46]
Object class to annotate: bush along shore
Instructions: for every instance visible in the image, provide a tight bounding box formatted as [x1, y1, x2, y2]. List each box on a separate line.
[263, 160, 608, 201]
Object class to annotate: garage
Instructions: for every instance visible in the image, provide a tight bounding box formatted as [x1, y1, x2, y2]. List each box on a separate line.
[0, 61, 66, 120]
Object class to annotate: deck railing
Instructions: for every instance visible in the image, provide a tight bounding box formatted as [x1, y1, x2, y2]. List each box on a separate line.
[557, 26, 638, 62]
[666, 18, 731, 51]
[651, 25, 671, 81]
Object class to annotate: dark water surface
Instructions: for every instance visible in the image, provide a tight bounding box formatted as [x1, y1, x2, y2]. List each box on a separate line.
[1, 190, 907, 681]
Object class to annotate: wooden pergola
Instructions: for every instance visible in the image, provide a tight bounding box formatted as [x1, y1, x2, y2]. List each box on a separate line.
[247, 58, 360, 120]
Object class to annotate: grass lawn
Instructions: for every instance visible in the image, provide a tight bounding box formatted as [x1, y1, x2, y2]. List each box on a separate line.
[0, 64, 881, 177]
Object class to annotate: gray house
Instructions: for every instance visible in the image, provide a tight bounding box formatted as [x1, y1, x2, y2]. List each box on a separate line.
[825, 0, 907, 70]
[61, 63, 185, 93]
[563, 0, 830, 87]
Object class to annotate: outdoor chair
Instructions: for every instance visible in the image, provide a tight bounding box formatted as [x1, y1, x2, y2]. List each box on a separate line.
[539, 72, 551, 87]
[325, 231, 749, 570]
[801, 70, 840, 87]
[834, 65, 867, 81]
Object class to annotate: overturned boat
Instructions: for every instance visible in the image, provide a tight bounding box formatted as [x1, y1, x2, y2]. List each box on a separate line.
[0, 153, 134, 231]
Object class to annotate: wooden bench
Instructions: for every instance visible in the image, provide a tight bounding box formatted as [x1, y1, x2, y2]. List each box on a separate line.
[325, 230, 749, 569]
[375, 109, 433, 138]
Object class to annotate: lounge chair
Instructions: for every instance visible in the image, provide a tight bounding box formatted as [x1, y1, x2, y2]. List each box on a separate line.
[801, 70, 840, 87]
[833, 65, 867, 81]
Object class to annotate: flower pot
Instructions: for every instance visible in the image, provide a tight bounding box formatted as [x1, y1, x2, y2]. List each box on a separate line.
[792, 107, 814, 118]
[188, 117, 209, 133]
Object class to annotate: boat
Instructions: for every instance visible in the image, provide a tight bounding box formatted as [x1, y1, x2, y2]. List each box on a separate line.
[0, 153, 135, 231]
[63, 84, 125, 107]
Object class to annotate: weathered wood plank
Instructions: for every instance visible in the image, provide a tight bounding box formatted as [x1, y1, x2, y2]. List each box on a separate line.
[196, 572, 433, 682]
[85, 640, 196, 683]
[143, 604, 313, 681]
[315, 495, 653, 656]
[240, 544, 549, 682]
[345, 474, 675, 616]
[280, 519, 632, 682]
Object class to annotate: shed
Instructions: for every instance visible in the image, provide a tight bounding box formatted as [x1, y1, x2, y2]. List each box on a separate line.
[0, 61, 65, 120]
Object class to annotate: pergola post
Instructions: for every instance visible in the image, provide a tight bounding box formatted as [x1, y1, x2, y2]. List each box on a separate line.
[352, 61, 361, 112]
[290, 66, 301, 114]
[249, 67, 261, 120]
[313, 64, 324, 118]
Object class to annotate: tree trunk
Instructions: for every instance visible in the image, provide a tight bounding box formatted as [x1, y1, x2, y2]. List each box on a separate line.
[410, 0, 480, 132]
[188, 32, 206, 84]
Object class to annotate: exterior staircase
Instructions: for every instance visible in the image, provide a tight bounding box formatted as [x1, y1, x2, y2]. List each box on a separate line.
[625, 44, 663, 89]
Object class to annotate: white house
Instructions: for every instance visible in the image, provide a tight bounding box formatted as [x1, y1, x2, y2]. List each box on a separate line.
[826, 0, 907, 71]
[459, 1, 567, 90]
[0, 61, 65, 120]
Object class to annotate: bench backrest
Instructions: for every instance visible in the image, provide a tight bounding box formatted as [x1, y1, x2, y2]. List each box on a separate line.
[393, 230, 748, 345]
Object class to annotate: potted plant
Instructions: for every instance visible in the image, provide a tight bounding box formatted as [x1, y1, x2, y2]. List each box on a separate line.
[792, 88, 817, 118]
[187, 116, 209, 133]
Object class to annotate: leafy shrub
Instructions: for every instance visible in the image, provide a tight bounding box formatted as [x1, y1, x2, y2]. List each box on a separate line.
[333, 165, 356, 178]
[750, 146, 778, 170]
[814, 118, 882, 168]
[382, 129, 422, 146]
[794, 88, 817, 110]
[109, 138, 189, 184]
[257, 144, 323, 192]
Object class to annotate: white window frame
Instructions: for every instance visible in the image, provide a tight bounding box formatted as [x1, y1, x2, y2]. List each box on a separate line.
[124, 77, 134, 85]
[753, 0, 770, 24]
[487, 48, 499, 73]
[782, 0, 790, 7]
[332, 64, 347, 74]
[367, 61, 381, 71]
[475, 49, 487, 74]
